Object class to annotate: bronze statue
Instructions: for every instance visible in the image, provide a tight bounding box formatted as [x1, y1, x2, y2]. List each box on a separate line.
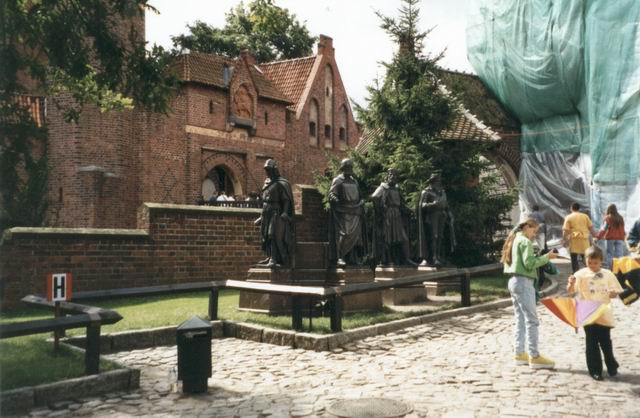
[254, 159, 295, 268]
[328, 159, 367, 267]
[417, 173, 456, 266]
[372, 168, 416, 266]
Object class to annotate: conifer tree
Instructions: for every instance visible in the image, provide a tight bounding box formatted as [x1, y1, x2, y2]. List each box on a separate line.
[316, 0, 515, 265]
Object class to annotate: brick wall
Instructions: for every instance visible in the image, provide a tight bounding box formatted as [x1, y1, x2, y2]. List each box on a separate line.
[43, 32, 356, 230]
[0, 186, 329, 309]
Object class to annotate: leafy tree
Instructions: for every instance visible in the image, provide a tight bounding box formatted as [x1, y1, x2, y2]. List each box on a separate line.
[0, 0, 177, 231]
[315, 0, 515, 266]
[172, 0, 315, 62]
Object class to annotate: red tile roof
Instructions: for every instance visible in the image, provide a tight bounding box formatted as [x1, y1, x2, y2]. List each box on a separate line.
[439, 109, 500, 141]
[259, 56, 317, 109]
[173, 53, 291, 103]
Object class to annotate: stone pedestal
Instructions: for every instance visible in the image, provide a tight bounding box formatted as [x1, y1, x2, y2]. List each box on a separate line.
[238, 264, 381, 314]
[422, 267, 460, 296]
[238, 268, 297, 314]
[375, 266, 426, 306]
[327, 268, 382, 312]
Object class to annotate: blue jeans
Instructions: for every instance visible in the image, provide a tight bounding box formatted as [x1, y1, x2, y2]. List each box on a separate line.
[508, 276, 539, 357]
[605, 240, 625, 268]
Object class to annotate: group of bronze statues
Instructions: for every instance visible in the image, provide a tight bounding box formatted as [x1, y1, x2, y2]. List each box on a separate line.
[255, 158, 455, 269]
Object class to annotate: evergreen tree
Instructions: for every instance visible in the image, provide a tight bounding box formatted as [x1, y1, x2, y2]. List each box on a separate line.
[316, 0, 515, 266]
[172, 0, 315, 63]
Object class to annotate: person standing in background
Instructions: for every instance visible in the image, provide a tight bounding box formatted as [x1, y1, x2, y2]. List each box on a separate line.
[628, 217, 640, 250]
[528, 204, 546, 250]
[597, 204, 626, 268]
[563, 203, 597, 273]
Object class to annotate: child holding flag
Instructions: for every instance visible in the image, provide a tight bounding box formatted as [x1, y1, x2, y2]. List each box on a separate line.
[567, 246, 623, 380]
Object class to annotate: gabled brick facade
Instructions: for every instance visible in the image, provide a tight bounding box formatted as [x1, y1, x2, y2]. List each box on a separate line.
[45, 29, 357, 228]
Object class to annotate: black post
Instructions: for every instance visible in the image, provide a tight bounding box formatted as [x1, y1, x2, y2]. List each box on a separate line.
[330, 295, 343, 333]
[53, 301, 61, 353]
[291, 296, 303, 331]
[308, 297, 313, 332]
[208, 288, 219, 320]
[85, 323, 101, 375]
[461, 271, 471, 307]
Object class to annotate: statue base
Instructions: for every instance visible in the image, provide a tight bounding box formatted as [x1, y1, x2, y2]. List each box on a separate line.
[375, 266, 426, 305]
[239, 268, 292, 314]
[238, 266, 381, 314]
[423, 267, 460, 296]
[238, 268, 325, 315]
[327, 267, 382, 313]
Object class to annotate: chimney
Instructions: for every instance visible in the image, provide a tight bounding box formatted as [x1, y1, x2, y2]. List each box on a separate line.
[317, 34, 334, 57]
[240, 50, 256, 67]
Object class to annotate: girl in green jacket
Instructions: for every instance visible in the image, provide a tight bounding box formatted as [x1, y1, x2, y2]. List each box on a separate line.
[502, 218, 557, 369]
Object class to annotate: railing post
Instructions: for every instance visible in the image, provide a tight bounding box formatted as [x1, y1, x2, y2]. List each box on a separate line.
[85, 322, 101, 375]
[208, 288, 219, 320]
[53, 301, 61, 353]
[330, 295, 343, 333]
[291, 296, 303, 331]
[461, 270, 471, 307]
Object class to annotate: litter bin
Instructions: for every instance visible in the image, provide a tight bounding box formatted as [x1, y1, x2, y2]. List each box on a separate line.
[176, 316, 212, 393]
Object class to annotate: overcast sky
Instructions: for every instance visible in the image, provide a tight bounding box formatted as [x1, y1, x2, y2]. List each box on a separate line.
[146, 0, 472, 107]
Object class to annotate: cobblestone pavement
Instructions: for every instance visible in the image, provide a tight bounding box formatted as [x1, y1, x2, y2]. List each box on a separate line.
[27, 289, 640, 417]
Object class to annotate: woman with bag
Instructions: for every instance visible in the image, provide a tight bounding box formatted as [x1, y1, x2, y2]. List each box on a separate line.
[502, 218, 558, 369]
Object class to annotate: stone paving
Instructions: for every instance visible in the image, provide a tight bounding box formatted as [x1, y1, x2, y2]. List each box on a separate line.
[25, 281, 640, 417]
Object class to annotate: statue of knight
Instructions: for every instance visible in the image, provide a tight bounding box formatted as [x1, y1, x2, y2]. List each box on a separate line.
[417, 173, 456, 267]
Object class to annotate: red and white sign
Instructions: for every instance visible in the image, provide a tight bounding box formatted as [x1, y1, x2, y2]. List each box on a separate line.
[47, 273, 72, 302]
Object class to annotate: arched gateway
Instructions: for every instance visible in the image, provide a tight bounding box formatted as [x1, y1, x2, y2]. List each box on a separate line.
[201, 153, 246, 200]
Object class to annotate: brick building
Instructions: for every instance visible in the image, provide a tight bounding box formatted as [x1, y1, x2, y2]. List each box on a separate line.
[44, 14, 356, 228]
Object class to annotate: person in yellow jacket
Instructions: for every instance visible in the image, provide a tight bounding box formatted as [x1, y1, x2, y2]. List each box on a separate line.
[563, 202, 597, 273]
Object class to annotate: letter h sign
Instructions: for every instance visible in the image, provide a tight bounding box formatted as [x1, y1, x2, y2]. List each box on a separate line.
[47, 273, 73, 302]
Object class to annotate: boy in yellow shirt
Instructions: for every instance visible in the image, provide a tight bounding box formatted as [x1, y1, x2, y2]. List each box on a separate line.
[567, 246, 623, 380]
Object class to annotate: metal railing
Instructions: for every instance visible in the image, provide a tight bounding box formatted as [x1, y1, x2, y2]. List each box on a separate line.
[0, 296, 122, 374]
[201, 201, 262, 208]
[67, 263, 503, 333]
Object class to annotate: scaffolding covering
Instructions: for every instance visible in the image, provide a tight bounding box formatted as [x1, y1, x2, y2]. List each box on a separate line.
[467, 0, 640, 238]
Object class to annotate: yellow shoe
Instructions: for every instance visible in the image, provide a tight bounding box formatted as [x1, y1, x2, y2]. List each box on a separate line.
[529, 354, 555, 369]
[514, 352, 529, 366]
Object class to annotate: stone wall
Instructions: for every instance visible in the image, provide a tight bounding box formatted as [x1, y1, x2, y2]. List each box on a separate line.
[0, 186, 327, 309]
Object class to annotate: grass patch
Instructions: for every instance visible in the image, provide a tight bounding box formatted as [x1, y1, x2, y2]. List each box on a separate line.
[470, 274, 510, 299]
[0, 277, 507, 390]
[0, 336, 120, 391]
[1, 290, 459, 336]
[1, 276, 512, 336]
[444, 274, 510, 302]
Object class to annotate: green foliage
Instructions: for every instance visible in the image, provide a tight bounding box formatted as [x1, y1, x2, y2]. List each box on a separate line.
[317, 0, 516, 266]
[0, 101, 49, 230]
[1, 0, 178, 230]
[172, 0, 315, 62]
[0, 336, 120, 391]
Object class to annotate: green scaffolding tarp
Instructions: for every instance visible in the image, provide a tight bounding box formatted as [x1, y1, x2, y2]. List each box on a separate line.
[467, 0, 640, 237]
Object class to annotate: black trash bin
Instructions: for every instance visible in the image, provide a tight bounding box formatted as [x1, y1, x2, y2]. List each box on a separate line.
[176, 316, 212, 393]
